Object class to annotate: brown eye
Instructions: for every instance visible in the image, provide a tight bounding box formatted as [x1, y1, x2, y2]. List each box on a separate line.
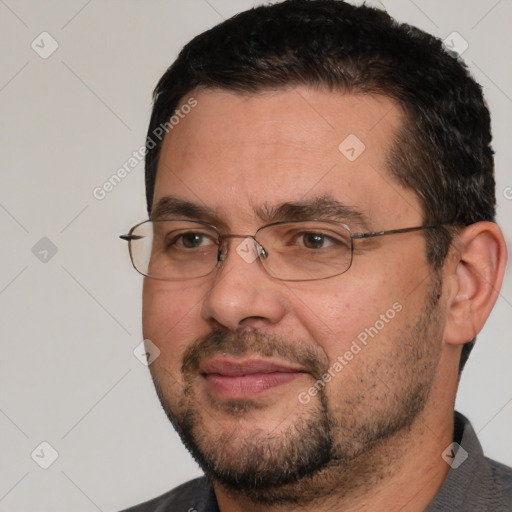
[180, 233, 205, 248]
[295, 231, 340, 249]
[302, 233, 327, 249]
[167, 231, 217, 250]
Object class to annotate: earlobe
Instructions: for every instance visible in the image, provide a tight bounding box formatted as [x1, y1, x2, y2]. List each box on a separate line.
[444, 222, 507, 346]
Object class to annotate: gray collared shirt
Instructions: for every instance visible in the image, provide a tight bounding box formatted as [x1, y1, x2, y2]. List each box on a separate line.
[121, 412, 512, 511]
[426, 411, 512, 511]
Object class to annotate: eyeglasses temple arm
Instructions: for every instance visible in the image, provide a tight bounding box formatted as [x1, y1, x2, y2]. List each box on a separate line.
[351, 225, 441, 240]
[119, 234, 144, 241]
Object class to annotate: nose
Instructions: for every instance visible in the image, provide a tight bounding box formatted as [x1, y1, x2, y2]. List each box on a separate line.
[201, 237, 287, 331]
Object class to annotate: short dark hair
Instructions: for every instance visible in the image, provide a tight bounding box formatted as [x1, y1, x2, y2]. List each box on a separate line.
[144, 0, 496, 369]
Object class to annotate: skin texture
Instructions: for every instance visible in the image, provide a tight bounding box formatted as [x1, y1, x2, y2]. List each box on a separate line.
[142, 87, 507, 512]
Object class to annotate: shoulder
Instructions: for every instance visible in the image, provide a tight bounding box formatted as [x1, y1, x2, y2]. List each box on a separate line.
[427, 412, 512, 511]
[485, 457, 512, 505]
[117, 476, 216, 512]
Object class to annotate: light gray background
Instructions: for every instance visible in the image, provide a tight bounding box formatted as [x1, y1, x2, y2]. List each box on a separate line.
[1, 1, 511, 511]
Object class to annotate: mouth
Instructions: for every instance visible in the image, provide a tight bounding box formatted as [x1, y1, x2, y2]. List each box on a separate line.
[199, 358, 308, 398]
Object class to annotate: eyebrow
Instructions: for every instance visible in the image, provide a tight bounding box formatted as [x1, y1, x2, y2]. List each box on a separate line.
[256, 196, 371, 228]
[151, 195, 371, 230]
[152, 196, 218, 222]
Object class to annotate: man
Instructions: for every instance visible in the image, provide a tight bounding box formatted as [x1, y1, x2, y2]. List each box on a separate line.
[120, 1, 511, 510]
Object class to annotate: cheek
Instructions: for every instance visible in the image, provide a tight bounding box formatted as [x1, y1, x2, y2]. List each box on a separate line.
[142, 279, 209, 365]
[287, 268, 420, 362]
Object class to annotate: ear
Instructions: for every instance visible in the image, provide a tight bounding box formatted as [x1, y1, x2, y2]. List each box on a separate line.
[443, 222, 507, 346]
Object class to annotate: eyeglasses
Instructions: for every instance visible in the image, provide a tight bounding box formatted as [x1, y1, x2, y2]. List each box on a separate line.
[120, 219, 442, 282]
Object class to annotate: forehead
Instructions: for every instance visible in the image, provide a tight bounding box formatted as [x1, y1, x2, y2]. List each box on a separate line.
[154, 87, 422, 228]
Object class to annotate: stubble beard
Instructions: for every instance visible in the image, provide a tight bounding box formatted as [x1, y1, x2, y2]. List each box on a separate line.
[151, 276, 444, 505]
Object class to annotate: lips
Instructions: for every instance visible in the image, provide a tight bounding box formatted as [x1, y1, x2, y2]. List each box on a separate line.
[200, 358, 307, 397]
[201, 358, 305, 376]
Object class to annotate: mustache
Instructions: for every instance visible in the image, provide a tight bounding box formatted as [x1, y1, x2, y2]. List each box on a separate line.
[181, 329, 330, 379]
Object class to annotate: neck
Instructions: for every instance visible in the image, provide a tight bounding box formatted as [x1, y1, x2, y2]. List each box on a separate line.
[213, 402, 454, 512]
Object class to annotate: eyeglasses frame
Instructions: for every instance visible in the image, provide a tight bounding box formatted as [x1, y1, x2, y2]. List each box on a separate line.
[120, 218, 444, 282]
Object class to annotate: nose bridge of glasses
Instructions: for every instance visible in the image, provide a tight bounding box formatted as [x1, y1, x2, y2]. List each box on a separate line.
[217, 234, 267, 262]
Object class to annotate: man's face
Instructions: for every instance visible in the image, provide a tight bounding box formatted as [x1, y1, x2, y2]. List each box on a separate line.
[143, 88, 445, 500]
